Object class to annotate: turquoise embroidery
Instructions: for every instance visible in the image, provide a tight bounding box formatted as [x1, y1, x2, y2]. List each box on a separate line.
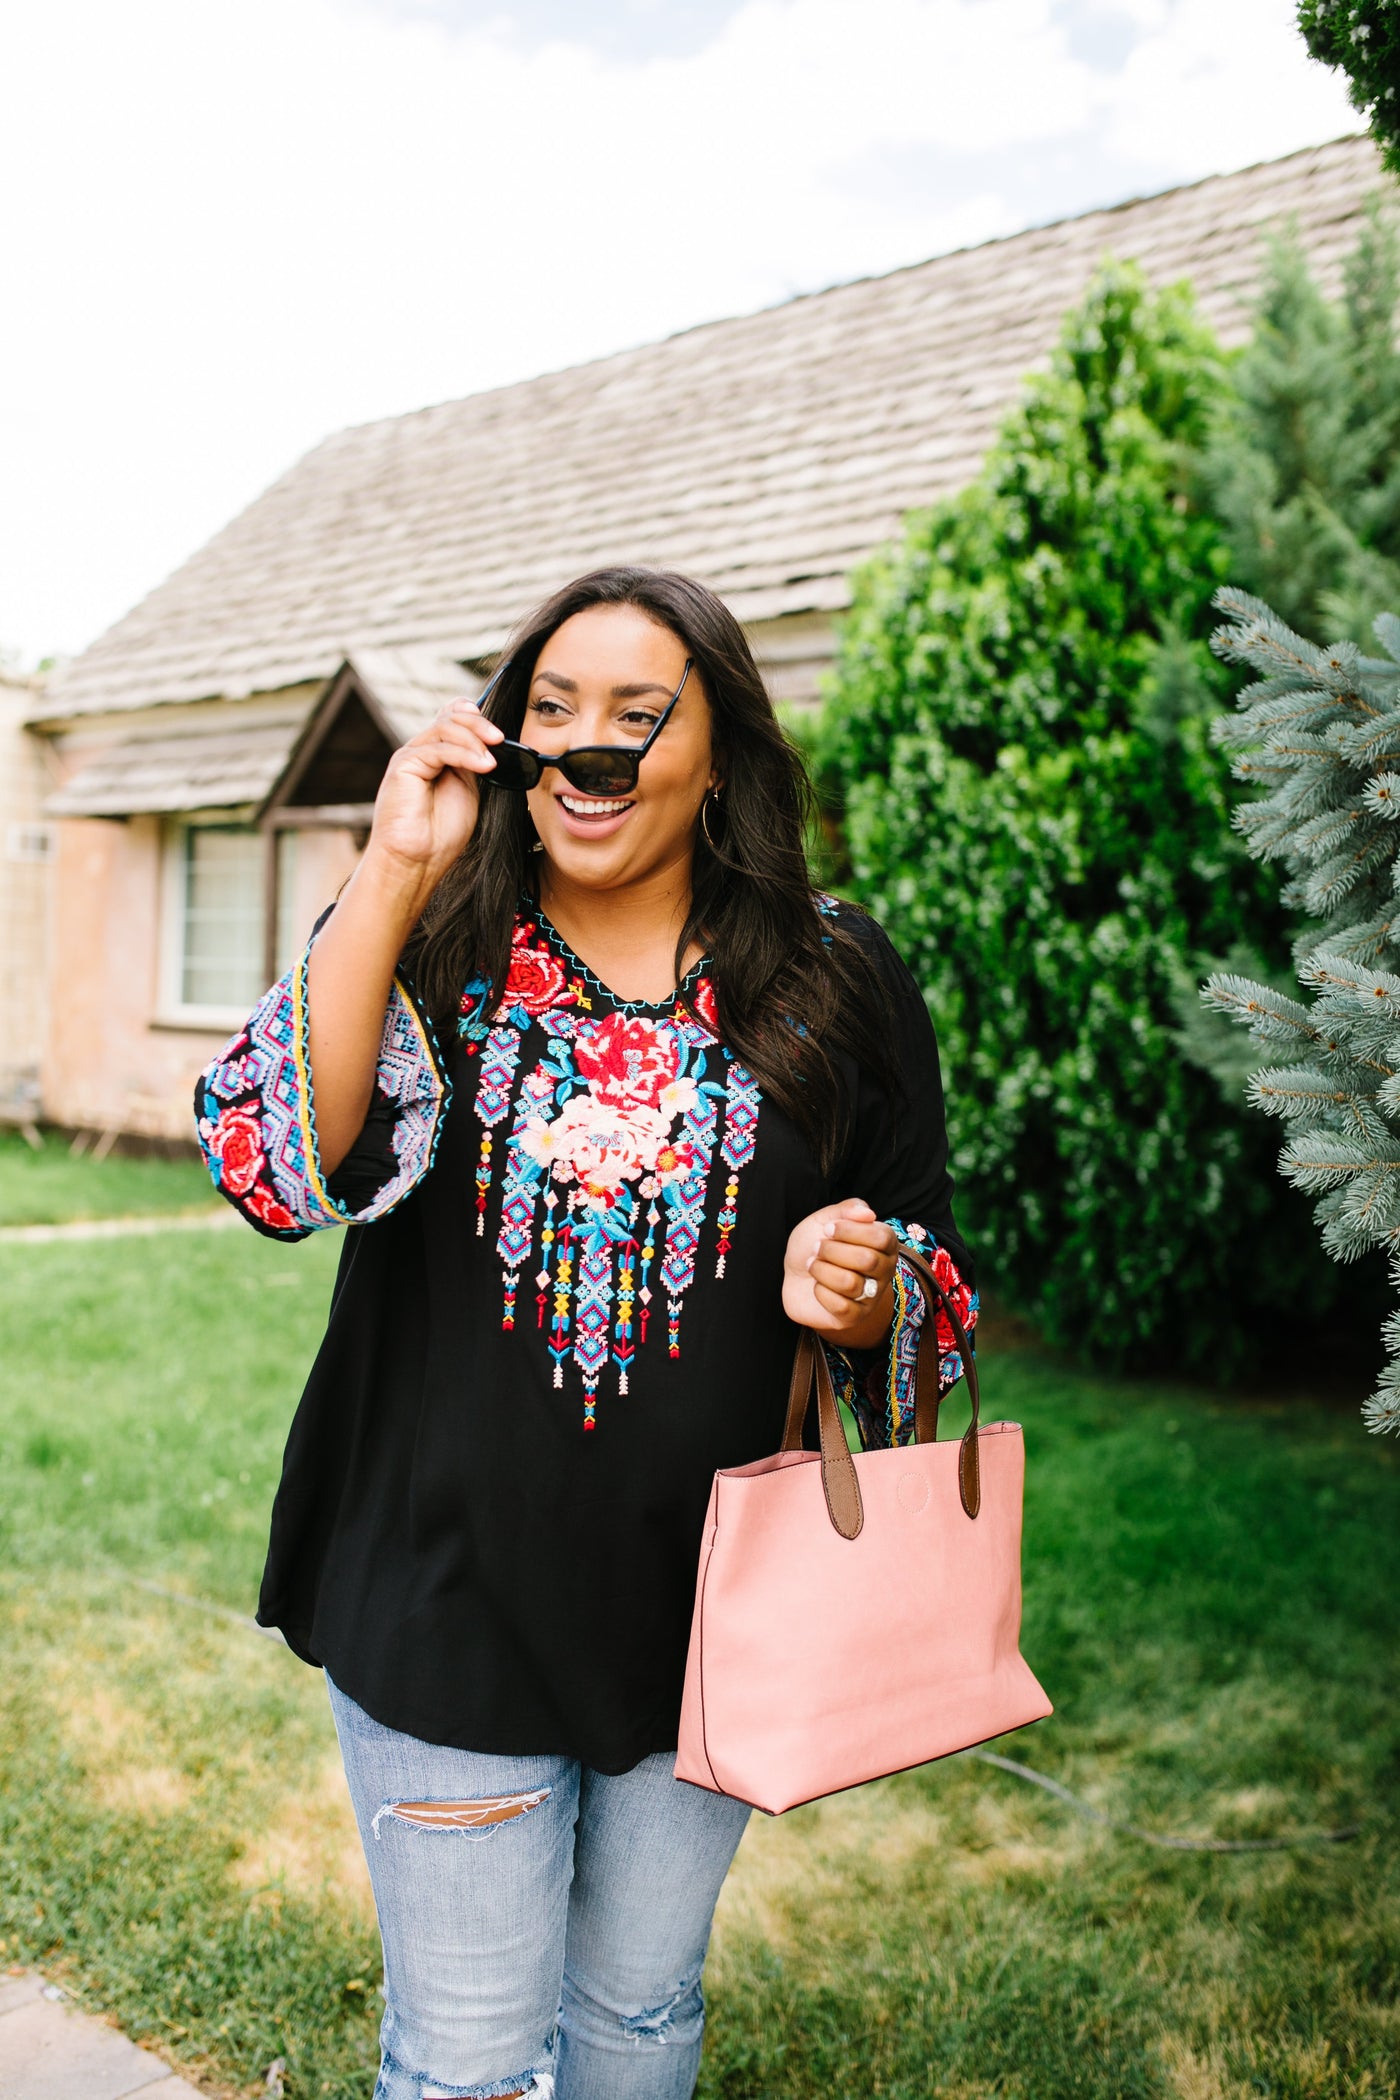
[461, 914, 759, 1429]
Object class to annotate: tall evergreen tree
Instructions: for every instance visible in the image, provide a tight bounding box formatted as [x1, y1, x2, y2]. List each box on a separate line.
[819, 267, 1379, 1376]
[1199, 207, 1400, 645]
[1203, 593, 1400, 1429]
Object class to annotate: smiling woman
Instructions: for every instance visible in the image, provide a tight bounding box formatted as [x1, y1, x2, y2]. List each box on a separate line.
[191, 566, 977, 2100]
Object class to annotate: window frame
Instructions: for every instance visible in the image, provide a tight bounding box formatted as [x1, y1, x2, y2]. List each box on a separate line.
[156, 813, 270, 1033]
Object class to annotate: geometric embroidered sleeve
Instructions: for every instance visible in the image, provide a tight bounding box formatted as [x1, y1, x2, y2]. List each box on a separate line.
[193, 936, 451, 1242]
[826, 1223, 978, 1452]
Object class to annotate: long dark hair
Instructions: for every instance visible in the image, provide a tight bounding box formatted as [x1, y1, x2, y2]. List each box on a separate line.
[406, 567, 894, 1171]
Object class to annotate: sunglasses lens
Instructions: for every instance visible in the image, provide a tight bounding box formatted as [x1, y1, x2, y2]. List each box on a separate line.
[562, 752, 640, 797]
[488, 744, 542, 791]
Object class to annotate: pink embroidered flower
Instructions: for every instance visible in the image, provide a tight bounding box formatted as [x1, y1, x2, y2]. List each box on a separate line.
[499, 929, 572, 1015]
[519, 1093, 671, 1202]
[690, 977, 720, 1035]
[205, 1106, 265, 1197]
[652, 1138, 696, 1187]
[574, 1012, 680, 1109]
[656, 1074, 699, 1118]
[244, 1179, 299, 1232]
[522, 1069, 554, 1100]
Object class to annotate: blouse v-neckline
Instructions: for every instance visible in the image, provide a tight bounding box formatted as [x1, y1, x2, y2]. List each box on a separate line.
[528, 898, 711, 1017]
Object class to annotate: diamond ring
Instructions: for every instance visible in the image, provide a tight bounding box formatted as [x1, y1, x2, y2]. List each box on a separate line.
[860, 1276, 878, 1301]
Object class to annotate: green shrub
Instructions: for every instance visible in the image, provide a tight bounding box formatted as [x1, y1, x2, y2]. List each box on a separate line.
[818, 264, 1386, 1376]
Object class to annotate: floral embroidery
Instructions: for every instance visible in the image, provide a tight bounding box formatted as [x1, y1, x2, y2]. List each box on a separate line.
[462, 914, 757, 1429]
[195, 939, 449, 1240]
[461, 917, 592, 1235]
[500, 931, 572, 1014]
[203, 1103, 265, 1197]
[575, 1010, 682, 1108]
[689, 977, 720, 1034]
[244, 1179, 301, 1233]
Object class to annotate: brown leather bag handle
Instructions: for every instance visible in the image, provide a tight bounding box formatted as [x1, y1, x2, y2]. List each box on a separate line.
[781, 1240, 980, 1540]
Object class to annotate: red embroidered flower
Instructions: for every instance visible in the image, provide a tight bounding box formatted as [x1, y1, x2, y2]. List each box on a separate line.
[575, 1012, 681, 1108]
[206, 1105, 265, 1197]
[244, 1178, 299, 1232]
[690, 977, 720, 1035]
[931, 1243, 975, 1354]
[498, 928, 572, 1015]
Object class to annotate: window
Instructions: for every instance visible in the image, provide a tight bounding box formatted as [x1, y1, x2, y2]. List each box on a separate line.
[161, 820, 304, 1028]
[180, 824, 265, 1010]
[5, 823, 54, 864]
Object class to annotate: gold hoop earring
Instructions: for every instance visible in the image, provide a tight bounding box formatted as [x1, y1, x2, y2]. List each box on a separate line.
[701, 792, 723, 852]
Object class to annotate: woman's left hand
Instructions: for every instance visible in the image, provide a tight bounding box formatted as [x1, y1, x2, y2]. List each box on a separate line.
[782, 1199, 899, 1347]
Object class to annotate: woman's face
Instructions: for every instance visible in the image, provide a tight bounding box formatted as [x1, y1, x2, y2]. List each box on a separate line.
[522, 603, 719, 894]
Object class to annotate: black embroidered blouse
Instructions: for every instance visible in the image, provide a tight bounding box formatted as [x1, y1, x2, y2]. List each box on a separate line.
[195, 898, 976, 1773]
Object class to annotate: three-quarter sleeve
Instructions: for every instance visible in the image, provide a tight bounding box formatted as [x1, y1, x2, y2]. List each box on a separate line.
[193, 919, 451, 1242]
[828, 906, 978, 1450]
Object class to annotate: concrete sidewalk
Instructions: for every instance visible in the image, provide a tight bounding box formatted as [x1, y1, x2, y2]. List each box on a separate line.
[0, 1971, 207, 2100]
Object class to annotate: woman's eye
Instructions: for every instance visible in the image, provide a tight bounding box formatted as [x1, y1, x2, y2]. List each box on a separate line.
[619, 711, 659, 734]
[528, 698, 569, 720]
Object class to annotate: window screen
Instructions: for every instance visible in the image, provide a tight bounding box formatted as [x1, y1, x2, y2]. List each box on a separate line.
[180, 825, 265, 1009]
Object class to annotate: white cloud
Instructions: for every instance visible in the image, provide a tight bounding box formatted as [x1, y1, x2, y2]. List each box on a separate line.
[0, 0, 1360, 664]
[1102, 0, 1361, 173]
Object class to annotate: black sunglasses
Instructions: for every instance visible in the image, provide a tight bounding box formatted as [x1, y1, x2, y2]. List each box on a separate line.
[476, 659, 692, 797]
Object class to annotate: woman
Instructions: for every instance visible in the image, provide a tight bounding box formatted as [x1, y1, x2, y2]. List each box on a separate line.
[196, 567, 976, 2100]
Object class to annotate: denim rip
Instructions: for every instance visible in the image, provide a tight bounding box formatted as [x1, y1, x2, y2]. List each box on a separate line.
[370, 1789, 553, 1841]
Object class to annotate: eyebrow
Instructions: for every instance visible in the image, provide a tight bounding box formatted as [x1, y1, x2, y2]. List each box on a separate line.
[532, 669, 675, 700]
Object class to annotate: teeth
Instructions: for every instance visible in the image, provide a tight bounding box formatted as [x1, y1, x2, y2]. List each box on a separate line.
[560, 795, 631, 815]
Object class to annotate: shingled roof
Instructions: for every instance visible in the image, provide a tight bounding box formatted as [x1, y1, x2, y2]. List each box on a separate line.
[41, 133, 1387, 726]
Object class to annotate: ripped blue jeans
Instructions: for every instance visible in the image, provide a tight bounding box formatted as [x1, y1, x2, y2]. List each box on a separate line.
[327, 1675, 752, 2100]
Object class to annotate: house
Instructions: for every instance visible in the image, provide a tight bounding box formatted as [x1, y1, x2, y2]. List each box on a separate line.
[23, 134, 1389, 1143]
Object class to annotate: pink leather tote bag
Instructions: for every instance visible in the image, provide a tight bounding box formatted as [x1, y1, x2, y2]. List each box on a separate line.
[675, 1245, 1052, 1814]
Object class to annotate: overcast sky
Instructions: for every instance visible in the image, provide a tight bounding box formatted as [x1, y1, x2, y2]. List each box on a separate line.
[0, 0, 1360, 668]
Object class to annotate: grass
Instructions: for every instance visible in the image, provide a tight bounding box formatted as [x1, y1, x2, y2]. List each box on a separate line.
[0, 1127, 215, 1226]
[1, 1149, 1398, 2097]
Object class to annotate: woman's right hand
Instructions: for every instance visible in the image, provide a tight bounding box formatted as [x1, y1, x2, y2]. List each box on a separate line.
[363, 697, 505, 886]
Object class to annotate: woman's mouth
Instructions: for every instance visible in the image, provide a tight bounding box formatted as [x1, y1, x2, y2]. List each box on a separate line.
[555, 792, 636, 835]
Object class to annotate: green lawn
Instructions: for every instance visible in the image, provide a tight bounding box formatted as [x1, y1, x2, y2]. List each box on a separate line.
[0, 1128, 215, 1226]
[1, 1151, 1398, 2098]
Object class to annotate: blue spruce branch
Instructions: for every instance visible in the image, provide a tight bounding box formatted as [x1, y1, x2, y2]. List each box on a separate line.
[1201, 588, 1400, 1431]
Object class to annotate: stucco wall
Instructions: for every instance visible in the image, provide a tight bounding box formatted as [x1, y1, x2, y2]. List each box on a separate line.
[42, 811, 359, 1142]
[0, 675, 55, 1121]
